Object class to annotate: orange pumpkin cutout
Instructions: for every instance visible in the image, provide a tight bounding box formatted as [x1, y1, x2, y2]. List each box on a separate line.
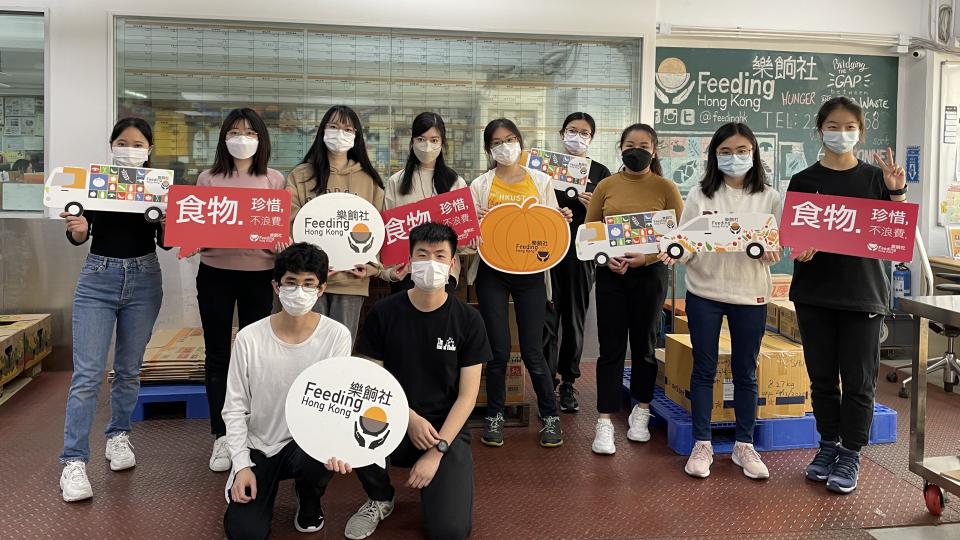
[479, 197, 571, 274]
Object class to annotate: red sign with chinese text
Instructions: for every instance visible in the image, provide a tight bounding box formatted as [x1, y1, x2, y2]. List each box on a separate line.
[780, 192, 919, 262]
[379, 187, 479, 267]
[165, 185, 291, 257]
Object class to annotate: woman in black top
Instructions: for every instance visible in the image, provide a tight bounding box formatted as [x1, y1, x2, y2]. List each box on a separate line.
[543, 112, 611, 412]
[57, 118, 168, 504]
[788, 97, 907, 495]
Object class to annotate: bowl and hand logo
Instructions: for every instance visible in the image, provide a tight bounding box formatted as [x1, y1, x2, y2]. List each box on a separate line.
[354, 406, 392, 450]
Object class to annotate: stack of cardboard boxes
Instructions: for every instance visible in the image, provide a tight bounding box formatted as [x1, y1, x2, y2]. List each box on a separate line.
[123, 327, 238, 383]
[0, 314, 53, 393]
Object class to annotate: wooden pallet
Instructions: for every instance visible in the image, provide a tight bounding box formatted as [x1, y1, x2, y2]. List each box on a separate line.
[468, 402, 531, 428]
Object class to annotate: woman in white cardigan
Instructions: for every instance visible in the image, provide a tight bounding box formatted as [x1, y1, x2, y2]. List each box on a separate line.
[469, 118, 571, 449]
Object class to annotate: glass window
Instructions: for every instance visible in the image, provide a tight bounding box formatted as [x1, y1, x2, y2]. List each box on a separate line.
[115, 17, 641, 184]
[0, 12, 44, 213]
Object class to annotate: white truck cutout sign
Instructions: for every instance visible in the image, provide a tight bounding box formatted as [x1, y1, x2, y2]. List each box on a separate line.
[44, 164, 173, 222]
[659, 212, 780, 260]
[521, 148, 592, 198]
[576, 209, 678, 266]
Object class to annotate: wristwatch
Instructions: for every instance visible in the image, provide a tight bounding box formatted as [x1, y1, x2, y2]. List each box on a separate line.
[436, 439, 450, 454]
[889, 186, 908, 196]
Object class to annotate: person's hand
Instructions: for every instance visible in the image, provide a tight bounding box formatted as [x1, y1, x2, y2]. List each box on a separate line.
[407, 452, 442, 490]
[577, 191, 592, 207]
[407, 411, 441, 450]
[328, 268, 338, 277]
[231, 467, 257, 503]
[272, 240, 292, 254]
[466, 237, 481, 250]
[608, 257, 629, 275]
[761, 249, 782, 264]
[620, 252, 649, 269]
[477, 208, 489, 221]
[324, 457, 352, 475]
[348, 265, 369, 279]
[795, 248, 817, 262]
[559, 207, 573, 223]
[657, 251, 678, 266]
[389, 263, 410, 282]
[60, 212, 88, 241]
[874, 147, 906, 192]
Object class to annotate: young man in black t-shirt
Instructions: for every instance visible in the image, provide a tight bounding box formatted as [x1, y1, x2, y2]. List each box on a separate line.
[343, 223, 491, 540]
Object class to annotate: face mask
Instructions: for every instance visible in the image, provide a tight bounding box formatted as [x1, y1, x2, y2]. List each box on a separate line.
[621, 148, 653, 172]
[562, 132, 590, 155]
[821, 130, 860, 154]
[413, 140, 442, 163]
[323, 128, 356, 154]
[226, 136, 259, 160]
[717, 154, 754, 177]
[411, 260, 450, 290]
[112, 146, 150, 167]
[278, 286, 318, 317]
[490, 141, 521, 166]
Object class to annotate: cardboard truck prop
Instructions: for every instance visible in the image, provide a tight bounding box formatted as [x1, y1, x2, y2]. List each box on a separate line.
[43, 164, 173, 222]
[659, 213, 780, 260]
[521, 148, 592, 198]
[576, 210, 678, 266]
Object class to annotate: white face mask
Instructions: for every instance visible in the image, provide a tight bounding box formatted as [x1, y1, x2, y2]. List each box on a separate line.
[413, 140, 442, 163]
[226, 136, 259, 160]
[717, 154, 754, 177]
[112, 146, 150, 168]
[562, 132, 590, 155]
[821, 130, 860, 154]
[490, 141, 521, 166]
[323, 128, 356, 154]
[277, 285, 319, 317]
[411, 259, 450, 290]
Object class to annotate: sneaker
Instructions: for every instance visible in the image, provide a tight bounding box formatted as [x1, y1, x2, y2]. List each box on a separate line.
[805, 441, 840, 482]
[539, 416, 564, 448]
[559, 382, 580, 413]
[481, 413, 504, 447]
[105, 432, 136, 471]
[294, 491, 324, 533]
[626, 405, 652, 442]
[60, 461, 93, 502]
[732, 442, 769, 480]
[344, 498, 394, 540]
[592, 419, 616, 455]
[826, 446, 860, 494]
[209, 436, 231, 472]
[684, 441, 713, 478]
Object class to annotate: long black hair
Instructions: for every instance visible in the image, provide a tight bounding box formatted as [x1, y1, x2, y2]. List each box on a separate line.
[399, 112, 459, 196]
[561, 112, 596, 136]
[619, 123, 663, 176]
[700, 122, 767, 198]
[302, 105, 383, 195]
[482, 118, 524, 170]
[110, 117, 154, 168]
[210, 108, 271, 177]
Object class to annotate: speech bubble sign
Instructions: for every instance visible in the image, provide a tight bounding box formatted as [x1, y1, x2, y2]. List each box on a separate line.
[292, 193, 386, 271]
[285, 356, 409, 469]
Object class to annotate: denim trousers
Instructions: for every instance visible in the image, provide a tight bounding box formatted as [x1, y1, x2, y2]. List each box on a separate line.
[60, 253, 163, 463]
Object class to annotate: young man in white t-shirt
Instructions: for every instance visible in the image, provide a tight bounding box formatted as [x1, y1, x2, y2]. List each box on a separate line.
[221, 242, 353, 539]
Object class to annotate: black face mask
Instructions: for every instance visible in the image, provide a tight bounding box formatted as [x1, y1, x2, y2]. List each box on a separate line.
[621, 148, 653, 172]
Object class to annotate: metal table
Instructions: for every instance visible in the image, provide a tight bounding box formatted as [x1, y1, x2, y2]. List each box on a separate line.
[899, 295, 960, 514]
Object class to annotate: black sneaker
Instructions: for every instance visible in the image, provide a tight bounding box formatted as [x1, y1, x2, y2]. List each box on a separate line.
[481, 413, 505, 447]
[294, 492, 325, 533]
[558, 382, 580, 413]
[826, 446, 860, 494]
[805, 441, 840, 482]
[539, 416, 564, 447]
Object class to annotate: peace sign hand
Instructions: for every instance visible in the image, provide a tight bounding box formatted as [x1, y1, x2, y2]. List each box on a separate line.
[873, 147, 906, 191]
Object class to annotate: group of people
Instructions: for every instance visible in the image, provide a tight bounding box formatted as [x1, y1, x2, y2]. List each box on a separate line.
[54, 95, 907, 539]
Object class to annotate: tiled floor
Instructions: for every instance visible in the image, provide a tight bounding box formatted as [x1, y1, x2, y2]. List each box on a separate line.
[1, 362, 959, 539]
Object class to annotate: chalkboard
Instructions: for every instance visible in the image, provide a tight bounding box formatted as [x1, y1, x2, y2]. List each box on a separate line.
[653, 47, 899, 279]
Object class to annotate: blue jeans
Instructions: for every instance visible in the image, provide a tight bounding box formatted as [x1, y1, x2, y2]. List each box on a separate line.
[686, 292, 767, 444]
[60, 253, 163, 463]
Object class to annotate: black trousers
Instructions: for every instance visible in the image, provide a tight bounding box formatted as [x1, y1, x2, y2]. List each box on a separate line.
[595, 264, 668, 413]
[475, 262, 558, 418]
[544, 254, 596, 384]
[223, 442, 335, 540]
[197, 263, 274, 436]
[355, 431, 474, 540]
[795, 303, 883, 452]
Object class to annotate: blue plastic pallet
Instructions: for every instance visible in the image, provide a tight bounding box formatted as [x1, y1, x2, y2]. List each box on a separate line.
[132, 384, 209, 422]
[623, 368, 897, 455]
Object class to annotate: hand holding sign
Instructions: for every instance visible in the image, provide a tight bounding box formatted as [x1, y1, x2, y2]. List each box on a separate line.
[873, 147, 906, 192]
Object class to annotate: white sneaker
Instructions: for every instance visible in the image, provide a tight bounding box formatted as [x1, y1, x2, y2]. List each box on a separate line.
[684, 441, 713, 478]
[732, 441, 770, 480]
[626, 405, 652, 442]
[209, 436, 231, 472]
[60, 461, 93, 502]
[344, 498, 395, 540]
[592, 419, 616, 455]
[105, 432, 136, 471]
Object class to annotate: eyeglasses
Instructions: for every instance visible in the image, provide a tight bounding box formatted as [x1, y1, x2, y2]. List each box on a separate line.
[564, 128, 592, 138]
[227, 130, 259, 139]
[279, 284, 319, 294]
[414, 136, 442, 145]
[717, 149, 753, 157]
[326, 124, 356, 134]
[490, 136, 519, 148]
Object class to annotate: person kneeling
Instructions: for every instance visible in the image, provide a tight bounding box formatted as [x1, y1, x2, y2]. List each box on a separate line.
[222, 243, 353, 539]
[341, 223, 491, 540]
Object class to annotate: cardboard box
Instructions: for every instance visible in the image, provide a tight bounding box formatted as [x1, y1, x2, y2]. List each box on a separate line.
[0, 314, 52, 369]
[765, 304, 780, 332]
[476, 350, 526, 405]
[0, 328, 26, 385]
[771, 274, 793, 301]
[663, 332, 809, 422]
[774, 300, 801, 343]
